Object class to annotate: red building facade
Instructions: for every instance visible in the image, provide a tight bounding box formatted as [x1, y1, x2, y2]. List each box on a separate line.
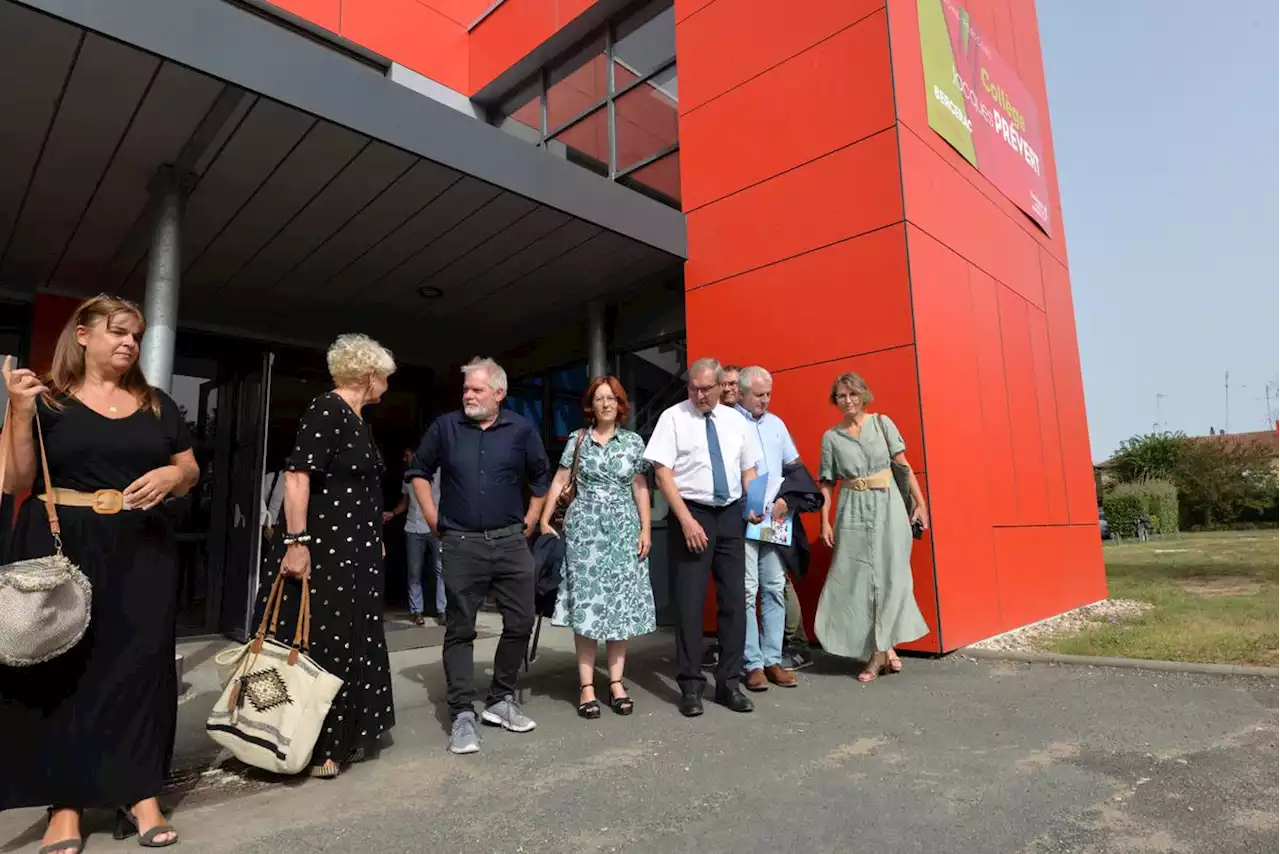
[16, 0, 1105, 650]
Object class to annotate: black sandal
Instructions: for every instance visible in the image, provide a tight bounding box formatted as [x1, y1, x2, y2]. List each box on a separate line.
[114, 809, 179, 848]
[609, 680, 634, 716]
[577, 684, 601, 719]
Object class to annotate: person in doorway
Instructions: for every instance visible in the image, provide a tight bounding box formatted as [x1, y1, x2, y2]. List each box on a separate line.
[256, 333, 398, 779]
[407, 357, 550, 755]
[539, 376, 655, 719]
[734, 366, 800, 691]
[386, 449, 445, 626]
[1, 296, 200, 852]
[644, 358, 763, 717]
[261, 454, 287, 542]
[700, 363, 743, 671]
[816, 372, 929, 682]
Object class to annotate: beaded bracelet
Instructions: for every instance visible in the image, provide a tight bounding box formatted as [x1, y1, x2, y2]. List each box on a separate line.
[282, 532, 312, 546]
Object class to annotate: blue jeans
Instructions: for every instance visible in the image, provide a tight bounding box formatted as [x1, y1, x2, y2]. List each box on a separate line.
[407, 531, 446, 615]
[743, 539, 786, 671]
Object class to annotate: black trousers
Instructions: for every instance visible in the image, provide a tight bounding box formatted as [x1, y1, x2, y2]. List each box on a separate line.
[439, 529, 535, 718]
[670, 499, 747, 696]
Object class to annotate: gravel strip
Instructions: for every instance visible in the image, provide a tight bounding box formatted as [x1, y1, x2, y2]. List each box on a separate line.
[968, 599, 1154, 652]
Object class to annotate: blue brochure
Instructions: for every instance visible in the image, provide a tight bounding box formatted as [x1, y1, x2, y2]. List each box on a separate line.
[744, 476, 793, 546]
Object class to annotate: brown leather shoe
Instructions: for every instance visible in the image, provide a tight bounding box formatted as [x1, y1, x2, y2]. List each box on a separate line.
[744, 668, 769, 692]
[765, 664, 797, 687]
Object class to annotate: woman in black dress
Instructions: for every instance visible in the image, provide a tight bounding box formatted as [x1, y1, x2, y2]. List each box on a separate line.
[1, 297, 199, 853]
[256, 333, 397, 779]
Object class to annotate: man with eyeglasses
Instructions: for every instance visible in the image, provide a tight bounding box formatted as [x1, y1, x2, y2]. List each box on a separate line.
[699, 363, 742, 672]
[645, 358, 763, 717]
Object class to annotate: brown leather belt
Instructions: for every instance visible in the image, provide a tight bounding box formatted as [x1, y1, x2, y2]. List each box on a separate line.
[842, 469, 893, 492]
[37, 488, 128, 514]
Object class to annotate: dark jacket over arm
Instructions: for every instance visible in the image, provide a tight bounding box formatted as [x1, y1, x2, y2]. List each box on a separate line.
[776, 461, 823, 578]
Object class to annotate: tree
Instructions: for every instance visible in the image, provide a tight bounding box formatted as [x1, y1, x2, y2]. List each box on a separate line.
[1174, 435, 1278, 527]
[1110, 431, 1185, 483]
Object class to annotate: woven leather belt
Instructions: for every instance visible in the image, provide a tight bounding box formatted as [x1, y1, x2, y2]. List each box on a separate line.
[37, 488, 128, 514]
[842, 469, 893, 492]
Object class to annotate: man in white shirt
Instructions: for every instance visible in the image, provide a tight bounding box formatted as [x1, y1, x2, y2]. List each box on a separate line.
[645, 358, 764, 717]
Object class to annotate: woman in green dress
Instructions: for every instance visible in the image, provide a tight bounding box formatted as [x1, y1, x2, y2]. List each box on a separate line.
[539, 376, 655, 718]
[816, 372, 930, 682]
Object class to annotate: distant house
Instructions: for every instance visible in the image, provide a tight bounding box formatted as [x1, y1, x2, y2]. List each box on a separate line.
[1191, 429, 1280, 482]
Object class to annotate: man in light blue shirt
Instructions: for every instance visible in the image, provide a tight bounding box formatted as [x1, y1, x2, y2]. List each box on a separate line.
[735, 366, 801, 690]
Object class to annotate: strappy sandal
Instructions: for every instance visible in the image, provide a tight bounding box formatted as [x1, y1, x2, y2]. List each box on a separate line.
[114, 808, 179, 848]
[857, 653, 890, 684]
[608, 680, 635, 716]
[39, 808, 83, 854]
[887, 653, 903, 674]
[309, 759, 342, 779]
[577, 684, 602, 719]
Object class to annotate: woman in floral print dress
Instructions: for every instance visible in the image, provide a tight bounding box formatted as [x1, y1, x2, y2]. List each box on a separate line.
[540, 376, 655, 719]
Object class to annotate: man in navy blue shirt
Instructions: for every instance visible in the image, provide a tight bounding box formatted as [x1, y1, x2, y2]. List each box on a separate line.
[408, 357, 550, 755]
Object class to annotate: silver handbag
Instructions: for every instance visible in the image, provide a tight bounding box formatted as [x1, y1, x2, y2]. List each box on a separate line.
[0, 400, 92, 667]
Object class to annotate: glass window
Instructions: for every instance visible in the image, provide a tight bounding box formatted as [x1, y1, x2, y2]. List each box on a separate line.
[613, 1, 676, 86]
[495, 81, 542, 144]
[546, 108, 609, 177]
[620, 149, 681, 208]
[546, 36, 608, 133]
[614, 67, 678, 171]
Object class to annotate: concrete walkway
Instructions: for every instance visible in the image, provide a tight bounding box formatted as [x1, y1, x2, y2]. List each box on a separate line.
[2, 617, 1276, 854]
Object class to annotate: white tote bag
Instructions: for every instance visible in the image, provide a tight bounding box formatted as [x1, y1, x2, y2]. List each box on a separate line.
[206, 571, 342, 775]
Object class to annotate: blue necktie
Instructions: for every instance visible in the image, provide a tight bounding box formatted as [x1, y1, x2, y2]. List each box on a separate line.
[705, 413, 730, 505]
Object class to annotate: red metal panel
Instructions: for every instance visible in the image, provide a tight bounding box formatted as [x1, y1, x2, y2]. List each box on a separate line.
[676, 0, 885, 116]
[995, 525, 1106, 633]
[684, 129, 903, 288]
[996, 287, 1048, 525]
[679, 11, 894, 211]
[341, 0, 469, 92]
[906, 225, 1001, 649]
[898, 127, 1043, 309]
[684, 225, 912, 372]
[968, 268, 1017, 525]
[1040, 249, 1098, 525]
[1027, 306, 1069, 524]
[421, 0, 494, 26]
[468, 0, 557, 92]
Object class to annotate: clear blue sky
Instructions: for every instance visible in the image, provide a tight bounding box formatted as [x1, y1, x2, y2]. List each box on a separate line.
[1038, 0, 1279, 461]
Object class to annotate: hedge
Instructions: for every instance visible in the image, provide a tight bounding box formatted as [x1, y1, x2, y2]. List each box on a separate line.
[1102, 479, 1179, 537]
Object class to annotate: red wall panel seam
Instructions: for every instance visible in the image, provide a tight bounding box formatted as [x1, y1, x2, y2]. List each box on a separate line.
[683, 124, 897, 216]
[963, 261, 1004, 629]
[1021, 285, 1053, 521]
[901, 218, 1042, 312]
[678, 5, 887, 121]
[885, 0, 941, 649]
[1034, 248, 1075, 522]
[991, 276, 1022, 522]
[992, 523, 1099, 529]
[897, 120, 1066, 270]
[686, 218, 906, 293]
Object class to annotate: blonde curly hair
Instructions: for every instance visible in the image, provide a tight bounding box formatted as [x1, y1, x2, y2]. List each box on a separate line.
[327, 333, 396, 387]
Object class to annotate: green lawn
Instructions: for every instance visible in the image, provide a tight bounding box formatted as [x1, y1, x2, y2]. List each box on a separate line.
[1045, 530, 1279, 666]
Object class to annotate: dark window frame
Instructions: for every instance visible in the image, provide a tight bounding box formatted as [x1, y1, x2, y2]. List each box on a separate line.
[491, 0, 678, 206]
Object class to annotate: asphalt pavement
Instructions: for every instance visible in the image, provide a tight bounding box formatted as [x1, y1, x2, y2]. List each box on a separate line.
[1, 624, 1275, 854]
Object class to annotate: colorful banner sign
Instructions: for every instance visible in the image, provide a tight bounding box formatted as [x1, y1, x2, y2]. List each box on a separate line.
[918, 0, 1051, 232]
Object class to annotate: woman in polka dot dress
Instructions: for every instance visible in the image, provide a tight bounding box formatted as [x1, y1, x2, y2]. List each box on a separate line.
[254, 334, 397, 779]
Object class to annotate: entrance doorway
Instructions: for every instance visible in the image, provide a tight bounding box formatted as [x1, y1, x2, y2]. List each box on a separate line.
[167, 330, 434, 640]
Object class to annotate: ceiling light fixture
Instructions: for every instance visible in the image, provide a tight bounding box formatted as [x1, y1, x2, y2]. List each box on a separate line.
[417, 285, 443, 300]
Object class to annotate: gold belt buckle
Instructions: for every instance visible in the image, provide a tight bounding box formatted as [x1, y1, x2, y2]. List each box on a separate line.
[92, 489, 125, 515]
[849, 477, 868, 492]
